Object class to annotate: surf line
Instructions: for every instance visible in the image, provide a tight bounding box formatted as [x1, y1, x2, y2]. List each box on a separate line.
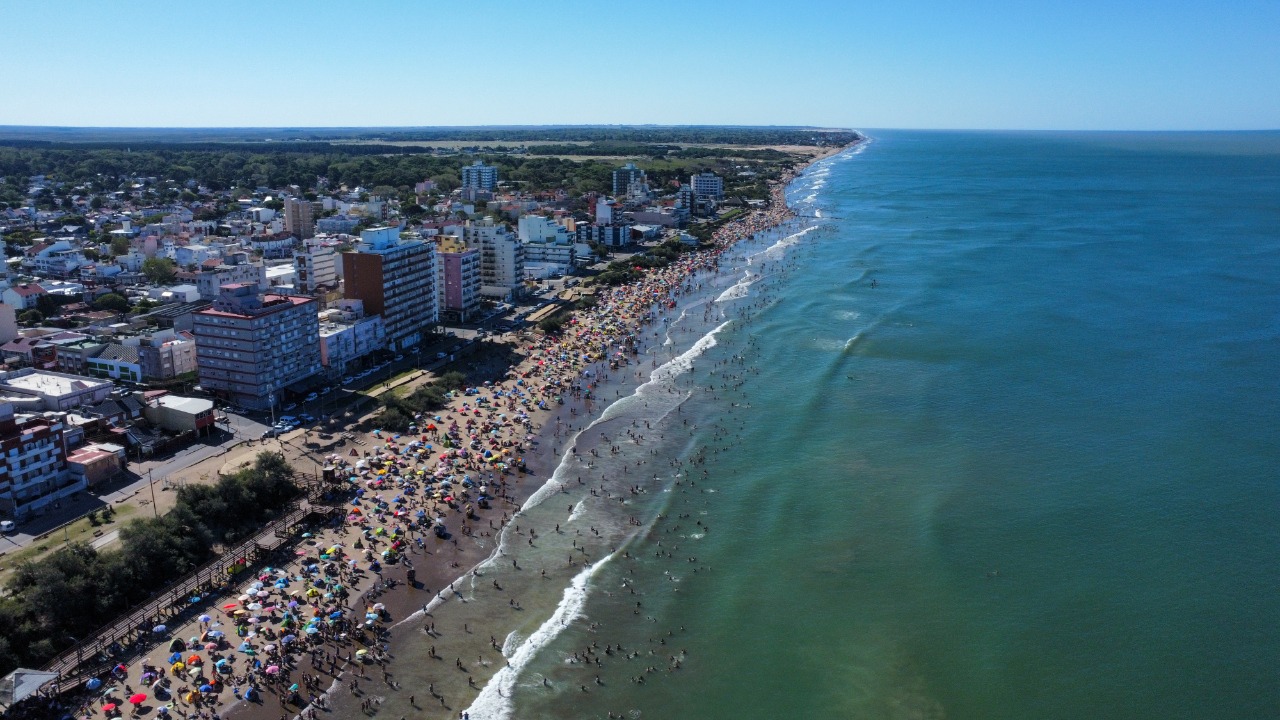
[463, 551, 617, 719]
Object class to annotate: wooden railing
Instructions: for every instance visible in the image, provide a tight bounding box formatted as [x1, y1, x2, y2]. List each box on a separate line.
[39, 473, 331, 693]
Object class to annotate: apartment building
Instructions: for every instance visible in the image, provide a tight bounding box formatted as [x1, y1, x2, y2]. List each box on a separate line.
[461, 161, 499, 191]
[436, 236, 481, 322]
[293, 240, 338, 293]
[612, 162, 645, 196]
[690, 172, 725, 200]
[341, 227, 437, 353]
[0, 402, 77, 521]
[463, 218, 525, 300]
[192, 284, 321, 410]
[283, 197, 315, 240]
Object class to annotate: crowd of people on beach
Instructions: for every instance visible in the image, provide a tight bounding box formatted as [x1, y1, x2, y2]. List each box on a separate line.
[24, 160, 823, 720]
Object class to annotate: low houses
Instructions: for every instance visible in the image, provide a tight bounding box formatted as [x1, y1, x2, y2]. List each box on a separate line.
[143, 394, 215, 435]
[66, 445, 122, 487]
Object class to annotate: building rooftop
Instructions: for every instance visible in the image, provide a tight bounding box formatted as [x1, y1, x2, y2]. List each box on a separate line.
[0, 370, 111, 397]
[155, 395, 214, 415]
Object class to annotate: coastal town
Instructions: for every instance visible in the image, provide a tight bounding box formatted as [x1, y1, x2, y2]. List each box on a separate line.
[0, 131, 854, 718]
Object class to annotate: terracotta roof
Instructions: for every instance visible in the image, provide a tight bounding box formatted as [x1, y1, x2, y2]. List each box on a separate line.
[8, 283, 47, 297]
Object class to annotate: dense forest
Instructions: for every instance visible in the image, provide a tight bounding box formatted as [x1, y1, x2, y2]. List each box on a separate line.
[0, 146, 795, 202]
[0, 125, 860, 146]
[0, 147, 621, 195]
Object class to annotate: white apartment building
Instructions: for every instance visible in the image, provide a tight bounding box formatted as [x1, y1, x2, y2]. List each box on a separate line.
[318, 311, 386, 378]
[690, 172, 725, 200]
[293, 241, 338, 293]
[461, 161, 498, 190]
[463, 219, 525, 300]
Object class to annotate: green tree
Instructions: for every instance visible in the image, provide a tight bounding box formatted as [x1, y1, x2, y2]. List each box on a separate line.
[538, 316, 564, 334]
[35, 294, 61, 318]
[17, 309, 43, 325]
[141, 257, 177, 285]
[110, 236, 131, 256]
[92, 293, 131, 313]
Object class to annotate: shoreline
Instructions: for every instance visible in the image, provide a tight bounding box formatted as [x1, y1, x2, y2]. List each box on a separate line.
[44, 138, 857, 720]
[245, 139, 854, 720]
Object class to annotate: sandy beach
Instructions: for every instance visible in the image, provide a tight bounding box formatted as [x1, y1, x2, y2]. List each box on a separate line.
[42, 143, 851, 720]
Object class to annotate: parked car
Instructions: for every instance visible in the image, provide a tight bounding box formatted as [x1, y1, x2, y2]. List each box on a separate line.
[320, 386, 333, 395]
[304, 392, 318, 402]
[299, 413, 316, 424]
[436, 352, 447, 360]
[394, 354, 404, 362]
[283, 403, 297, 411]
[0, 520, 16, 533]
[342, 376, 354, 385]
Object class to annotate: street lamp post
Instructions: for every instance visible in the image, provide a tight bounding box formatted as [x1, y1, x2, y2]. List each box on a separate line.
[147, 469, 158, 518]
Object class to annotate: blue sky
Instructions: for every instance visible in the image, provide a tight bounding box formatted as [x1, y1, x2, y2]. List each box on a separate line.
[3, 0, 1277, 130]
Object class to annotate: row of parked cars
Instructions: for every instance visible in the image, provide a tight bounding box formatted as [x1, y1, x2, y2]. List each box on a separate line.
[262, 411, 320, 438]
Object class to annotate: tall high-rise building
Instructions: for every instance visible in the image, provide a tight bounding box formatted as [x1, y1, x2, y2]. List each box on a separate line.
[283, 197, 315, 240]
[342, 227, 438, 352]
[464, 218, 525, 300]
[193, 284, 321, 410]
[689, 172, 725, 200]
[461, 161, 499, 191]
[436, 236, 481, 322]
[612, 162, 645, 196]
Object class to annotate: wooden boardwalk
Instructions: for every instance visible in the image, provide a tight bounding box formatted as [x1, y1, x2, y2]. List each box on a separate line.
[40, 473, 334, 693]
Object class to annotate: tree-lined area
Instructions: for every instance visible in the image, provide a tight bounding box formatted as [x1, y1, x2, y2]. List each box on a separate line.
[0, 453, 299, 676]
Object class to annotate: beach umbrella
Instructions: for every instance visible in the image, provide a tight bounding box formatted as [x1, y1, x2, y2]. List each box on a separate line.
[86, 678, 102, 690]
[128, 693, 147, 705]
[265, 665, 280, 675]
[152, 625, 167, 633]
[167, 652, 182, 664]
[198, 614, 212, 623]
[102, 703, 118, 712]
[199, 684, 214, 692]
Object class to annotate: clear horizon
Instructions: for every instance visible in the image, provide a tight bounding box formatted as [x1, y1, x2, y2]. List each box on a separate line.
[3, 0, 1277, 131]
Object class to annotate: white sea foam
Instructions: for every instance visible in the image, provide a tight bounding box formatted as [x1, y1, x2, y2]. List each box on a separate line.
[566, 499, 585, 524]
[463, 552, 617, 720]
[648, 320, 729, 386]
[716, 271, 758, 303]
[522, 319, 727, 519]
[761, 224, 820, 259]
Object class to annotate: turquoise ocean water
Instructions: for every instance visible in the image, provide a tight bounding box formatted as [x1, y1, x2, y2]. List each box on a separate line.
[441, 131, 1280, 720]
